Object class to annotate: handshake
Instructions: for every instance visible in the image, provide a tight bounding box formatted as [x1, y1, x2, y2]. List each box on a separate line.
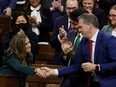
[34, 67, 56, 78]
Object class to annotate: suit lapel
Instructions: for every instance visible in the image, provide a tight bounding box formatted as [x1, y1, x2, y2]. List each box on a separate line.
[68, 31, 77, 44]
[94, 31, 102, 63]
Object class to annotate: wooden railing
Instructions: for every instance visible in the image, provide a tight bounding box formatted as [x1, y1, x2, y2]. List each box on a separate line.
[0, 64, 63, 87]
[26, 75, 61, 87]
[26, 64, 63, 87]
[0, 75, 19, 87]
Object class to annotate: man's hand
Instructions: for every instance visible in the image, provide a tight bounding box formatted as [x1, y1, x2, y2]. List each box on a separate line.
[35, 68, 47, 78]
[59, 26, 67, 40]
[61, 37, 73, 55]
[4, 7, 12, 16]
[51, 0, 63, 12]
[41, 67, 56, 76]
[81, 62, 96, 72]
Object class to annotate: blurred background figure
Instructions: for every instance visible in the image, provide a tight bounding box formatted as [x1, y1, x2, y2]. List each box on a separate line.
[0, 0, 17, 16]
[99, 0, 116, 15]
[42, 0, 66, 22]
[2, 11, 38, 63]
[80, 0, 108, 29]
[101, 5, 116, 37]
[50, 0, 66, 23]
[24, 0, 53, 42]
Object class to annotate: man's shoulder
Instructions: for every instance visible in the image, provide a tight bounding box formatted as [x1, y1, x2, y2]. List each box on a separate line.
[98, 31, 116, 42]
[56, 15, 68, 21]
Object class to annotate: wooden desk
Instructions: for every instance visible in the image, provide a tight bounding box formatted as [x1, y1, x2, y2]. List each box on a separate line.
[0, 64, 63, 87]
[26, 64, 63, 87]
[27, 75, 61, 87]
[0, 75, 19, 87]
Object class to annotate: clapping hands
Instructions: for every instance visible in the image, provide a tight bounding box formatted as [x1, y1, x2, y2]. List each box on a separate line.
[51, 0, 63, 12]
[59, 26, 67, 40]
[61, 37, 73, 55]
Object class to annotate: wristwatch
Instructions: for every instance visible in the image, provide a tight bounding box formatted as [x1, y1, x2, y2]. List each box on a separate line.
[95, 64, 100, 72]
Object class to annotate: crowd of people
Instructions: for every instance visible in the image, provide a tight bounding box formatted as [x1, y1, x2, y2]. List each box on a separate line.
[0, 0, 116, 87]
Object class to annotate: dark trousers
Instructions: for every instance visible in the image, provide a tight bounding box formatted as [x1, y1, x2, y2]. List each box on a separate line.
[90, 80, 100, 87]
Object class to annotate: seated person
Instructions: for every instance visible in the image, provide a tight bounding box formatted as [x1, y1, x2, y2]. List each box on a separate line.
[0, 33, 46, 87]
[24, 0, 54, 42]
[2, 11, 39, 63]
[101, 5, 116, 37]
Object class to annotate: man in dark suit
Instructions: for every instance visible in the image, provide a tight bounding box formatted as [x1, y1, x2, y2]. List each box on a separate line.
[42, 13, 116, 87]
[0, 0, 17, 16]
[50, 0, 79, 65]
[58, 8, 88, 87]
[43, 0, 66, 23]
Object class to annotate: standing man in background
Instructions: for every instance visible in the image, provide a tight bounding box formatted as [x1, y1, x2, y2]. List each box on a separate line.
[59, 8, 88, 87]
[50, 0, 79, 65]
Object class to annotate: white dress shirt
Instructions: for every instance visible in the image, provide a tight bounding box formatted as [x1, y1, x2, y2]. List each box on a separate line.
[112, 30, 116, 37]
[90, 30, 99, 63]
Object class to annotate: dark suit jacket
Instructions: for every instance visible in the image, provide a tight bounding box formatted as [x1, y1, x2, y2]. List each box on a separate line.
[99, 0, 116, 14]
[42, 0, 66, 22]
[58, 31, 116, 87]
[60, 30, 88, 87]
[0, 53, 35, 87]
[92, 7, 108, 29]
[60, 30, 77, 66]
[0, 0, 17, 16]
[25, 6, 53, 42]
[50, 15, 69, 50]
[50, 15, 69, 65]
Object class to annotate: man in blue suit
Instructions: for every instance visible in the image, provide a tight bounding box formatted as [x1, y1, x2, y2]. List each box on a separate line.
[42, 13, 116, 87]
[58, 8, 88, 87]
[0, 0, 17, 16]
[50, 0, 79, 65]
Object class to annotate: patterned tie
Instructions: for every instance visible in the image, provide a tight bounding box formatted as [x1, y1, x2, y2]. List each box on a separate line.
[73, 35, 80, 51]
